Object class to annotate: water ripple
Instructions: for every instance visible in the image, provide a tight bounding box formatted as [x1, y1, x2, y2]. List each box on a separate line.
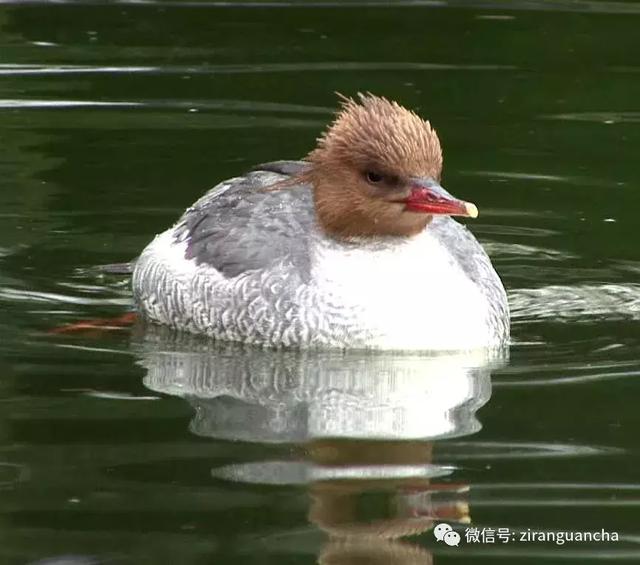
[544, 111, 640, 124]
[0, 462, 30, 488]
[473, 482, 640, 491]
[484, 242, 577, 261]
[0, 97, 331, 113]
[478, 224, 559, 237]
[462, 169, 616, 188]
[509, 284, 640, 321]
[463, 170, 569, 183]
[496, 367, 640, 387]
[2, 0, 639, 14]
[441, 441, 618, 460]
[0, 61, 516, 76]
[0, 286, 130, 306]
[0, 99, 141, 109]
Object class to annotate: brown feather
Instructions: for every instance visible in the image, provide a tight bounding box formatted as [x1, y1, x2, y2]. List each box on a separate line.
[307, 94, 443, 239]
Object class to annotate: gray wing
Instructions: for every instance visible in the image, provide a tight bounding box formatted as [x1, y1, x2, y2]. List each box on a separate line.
[173, 160, 314, 277]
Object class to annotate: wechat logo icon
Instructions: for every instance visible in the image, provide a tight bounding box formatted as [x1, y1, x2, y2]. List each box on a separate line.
[434, 523, 461, 547]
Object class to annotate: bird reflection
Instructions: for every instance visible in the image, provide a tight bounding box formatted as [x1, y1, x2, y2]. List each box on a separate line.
[136, 327, 505, 563]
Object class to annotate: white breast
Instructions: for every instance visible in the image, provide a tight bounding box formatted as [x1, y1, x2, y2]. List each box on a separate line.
[309, 229, 493, 350]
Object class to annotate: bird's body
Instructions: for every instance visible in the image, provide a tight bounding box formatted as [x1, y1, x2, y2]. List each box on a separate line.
[133, 95, 509, 350]
[133, 161, 508, 350]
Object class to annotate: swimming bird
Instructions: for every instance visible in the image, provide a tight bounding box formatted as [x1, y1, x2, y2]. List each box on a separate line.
[132, 94, 509, 350]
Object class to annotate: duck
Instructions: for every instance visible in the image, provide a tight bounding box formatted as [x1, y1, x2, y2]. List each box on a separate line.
[132, 94, 509, 350]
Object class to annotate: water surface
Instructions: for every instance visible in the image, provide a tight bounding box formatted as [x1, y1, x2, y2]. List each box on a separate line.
[1, 1, 640, 563]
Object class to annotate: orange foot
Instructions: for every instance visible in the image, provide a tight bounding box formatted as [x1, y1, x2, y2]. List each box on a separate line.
[50, 312, 138, 334]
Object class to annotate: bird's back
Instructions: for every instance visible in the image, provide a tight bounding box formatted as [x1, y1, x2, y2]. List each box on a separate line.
[172, 160, 313, 277]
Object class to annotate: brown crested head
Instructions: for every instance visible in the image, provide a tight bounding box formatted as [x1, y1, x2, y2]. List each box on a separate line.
[306, 93, 476, 240]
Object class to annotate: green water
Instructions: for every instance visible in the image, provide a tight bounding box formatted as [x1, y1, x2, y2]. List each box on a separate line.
[1, 1, 640, 563]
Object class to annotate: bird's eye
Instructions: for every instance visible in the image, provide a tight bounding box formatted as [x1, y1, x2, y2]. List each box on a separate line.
[366, 171, 384, 184]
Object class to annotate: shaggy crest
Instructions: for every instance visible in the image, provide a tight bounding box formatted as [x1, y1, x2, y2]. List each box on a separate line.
[308, 93, 443, 179]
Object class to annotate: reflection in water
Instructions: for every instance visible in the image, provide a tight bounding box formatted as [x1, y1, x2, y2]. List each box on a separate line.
[137, 328, 505, 563]
[141, 335, 497, 443]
